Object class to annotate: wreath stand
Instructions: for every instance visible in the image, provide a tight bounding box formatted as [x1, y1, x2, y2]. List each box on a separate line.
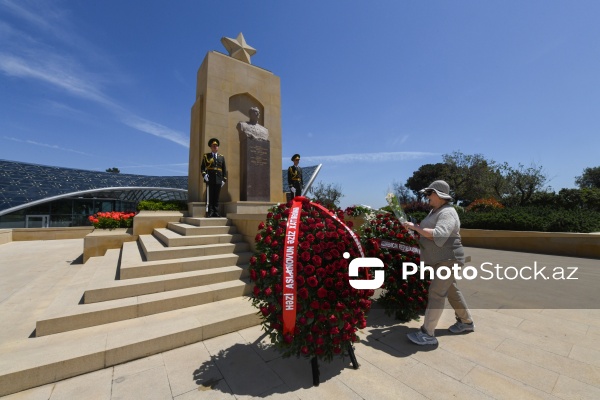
[310, 343, 359, 386]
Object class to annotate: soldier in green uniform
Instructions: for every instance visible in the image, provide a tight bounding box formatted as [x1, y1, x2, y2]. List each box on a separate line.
[201, 138, 227, 217]
[287, 154, 303, 197]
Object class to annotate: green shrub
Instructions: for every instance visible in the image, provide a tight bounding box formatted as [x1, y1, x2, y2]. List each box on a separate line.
[137, 199, 187, 211]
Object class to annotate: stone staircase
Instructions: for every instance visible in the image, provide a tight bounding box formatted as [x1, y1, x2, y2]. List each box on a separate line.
[0, 217, 261, 397]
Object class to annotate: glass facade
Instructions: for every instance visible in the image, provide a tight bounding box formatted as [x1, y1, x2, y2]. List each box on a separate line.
[0, 160, 187, 228]
[0, 160, 321, 228]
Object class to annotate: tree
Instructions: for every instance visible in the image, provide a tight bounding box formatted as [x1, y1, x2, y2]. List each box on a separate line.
[575, 166, 600, 189]
[501, 163, 549, 206]
[309, 181, 344, 209]
[406, 163, 449, 201]
[106, 167, 120, 173]
[391, 181, 415, 204]
[442, 151, 496, 202]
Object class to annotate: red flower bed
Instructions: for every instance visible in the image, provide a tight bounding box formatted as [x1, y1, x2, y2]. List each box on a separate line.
[88, 211, 135, 230]
[249, 197, 374, 361]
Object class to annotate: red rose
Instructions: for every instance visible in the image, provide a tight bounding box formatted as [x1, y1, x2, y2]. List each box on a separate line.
[258, 222, 265, 230]
[307, 276, 318, 287]
[300, 241, 311, 250]
[270, 267, 278, 276]
[271, 254, 279, 263]
[330, 327, 340, 335]
[250, 269, 257, 281]
[316, 231, 325, 240]
[306, 234, 315, 243]
[264, 287, 272, 296]
[310, 300, 320, 309]
[264, 236, 272, 245]
[315, 336, 325, 345]
[260, 253, 267, 263]
[249, 256, 257, 265]
[301, 346, 310, 354]
[260, 270, 267, 278]
[298, 287, 309, 299]
[253, 286, 260, 296]
[255, 234, 262, 242]
[333, 347, 342, 354]
[317, 287, 328, 298]
[301, 251, 311, 262]
[304, 265, 315, 275]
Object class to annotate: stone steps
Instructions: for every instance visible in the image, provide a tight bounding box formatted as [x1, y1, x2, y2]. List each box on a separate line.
[153, 227, 243, 247]
[0, 296, 260, 397]
[119, 240, 253, 279]
[167, 222, 238, 236]
[139, 233, 251, 261]
[36, 279, 252, 336]
[0, 214, 262, 396]
[85, 264, 249, 303]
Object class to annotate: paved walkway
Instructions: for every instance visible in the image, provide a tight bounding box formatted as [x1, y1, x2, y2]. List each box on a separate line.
[0, 240, 599, 399]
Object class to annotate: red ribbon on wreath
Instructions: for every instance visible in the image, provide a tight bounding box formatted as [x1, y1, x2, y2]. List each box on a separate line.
[282, 198, 302, 334]
[282, 197, 367, 335]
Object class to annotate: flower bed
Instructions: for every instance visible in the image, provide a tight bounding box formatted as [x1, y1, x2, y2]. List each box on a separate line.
[88, 211, 136, 230]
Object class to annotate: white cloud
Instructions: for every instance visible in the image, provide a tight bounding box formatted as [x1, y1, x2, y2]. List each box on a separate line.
[121, 115, 189, 148]
[2, 136, 95, 156]
[0, 1, 188, 148]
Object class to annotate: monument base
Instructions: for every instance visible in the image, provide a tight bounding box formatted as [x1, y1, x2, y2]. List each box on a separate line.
[189, 201, 277, 218]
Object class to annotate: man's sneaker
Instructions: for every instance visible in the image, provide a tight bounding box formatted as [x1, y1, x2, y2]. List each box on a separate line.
[407, 331, 438, 346]
[448, 321, 475, 333]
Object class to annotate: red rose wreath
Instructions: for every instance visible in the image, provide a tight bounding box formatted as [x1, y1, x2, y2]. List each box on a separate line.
[356, 210, 429, 322]
[249, 197, 374, 363]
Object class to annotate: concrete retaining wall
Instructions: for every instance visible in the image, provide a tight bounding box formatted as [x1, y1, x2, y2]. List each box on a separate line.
[460, 229, 600, 259]
[0, 229, 12, 245]
[11, 227, 93, 241]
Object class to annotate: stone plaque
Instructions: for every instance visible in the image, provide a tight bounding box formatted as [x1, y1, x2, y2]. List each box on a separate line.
[240, 136, 270, 201]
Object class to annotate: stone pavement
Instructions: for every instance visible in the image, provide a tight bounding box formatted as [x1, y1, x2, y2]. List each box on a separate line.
[1, 240, 600, 399]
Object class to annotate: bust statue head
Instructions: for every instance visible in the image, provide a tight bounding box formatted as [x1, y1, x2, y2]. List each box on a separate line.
[249, 107, 260, 124]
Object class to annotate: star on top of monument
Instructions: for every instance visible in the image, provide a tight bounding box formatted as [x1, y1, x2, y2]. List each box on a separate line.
[220, 32, 256, 64]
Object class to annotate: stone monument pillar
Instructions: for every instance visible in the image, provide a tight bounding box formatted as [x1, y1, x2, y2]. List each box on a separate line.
[188, 33, 284, 212]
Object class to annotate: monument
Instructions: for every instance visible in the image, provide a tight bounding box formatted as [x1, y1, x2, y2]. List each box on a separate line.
[188, 33, 284, 215]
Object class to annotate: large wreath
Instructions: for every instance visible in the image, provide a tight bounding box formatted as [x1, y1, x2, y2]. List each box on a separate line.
[352, 209, 429, 322]
[249, 197, 374, 361]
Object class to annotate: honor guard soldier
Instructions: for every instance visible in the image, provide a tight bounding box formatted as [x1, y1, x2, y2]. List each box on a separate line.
[201, 138, 227, 217]
[287, 154, 303, 197]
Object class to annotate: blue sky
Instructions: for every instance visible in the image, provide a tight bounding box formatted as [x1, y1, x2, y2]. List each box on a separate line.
[1, 1, 599, 209]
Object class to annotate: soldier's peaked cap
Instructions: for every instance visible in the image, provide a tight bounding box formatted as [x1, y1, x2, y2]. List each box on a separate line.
[291, 154, 300, 161]
[208, 138, 220, 147]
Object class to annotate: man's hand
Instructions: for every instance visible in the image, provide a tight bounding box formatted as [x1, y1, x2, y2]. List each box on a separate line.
[204, 175, 209, 182]
[291, 187, 296, 194]
[221, 181, 225, 187]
